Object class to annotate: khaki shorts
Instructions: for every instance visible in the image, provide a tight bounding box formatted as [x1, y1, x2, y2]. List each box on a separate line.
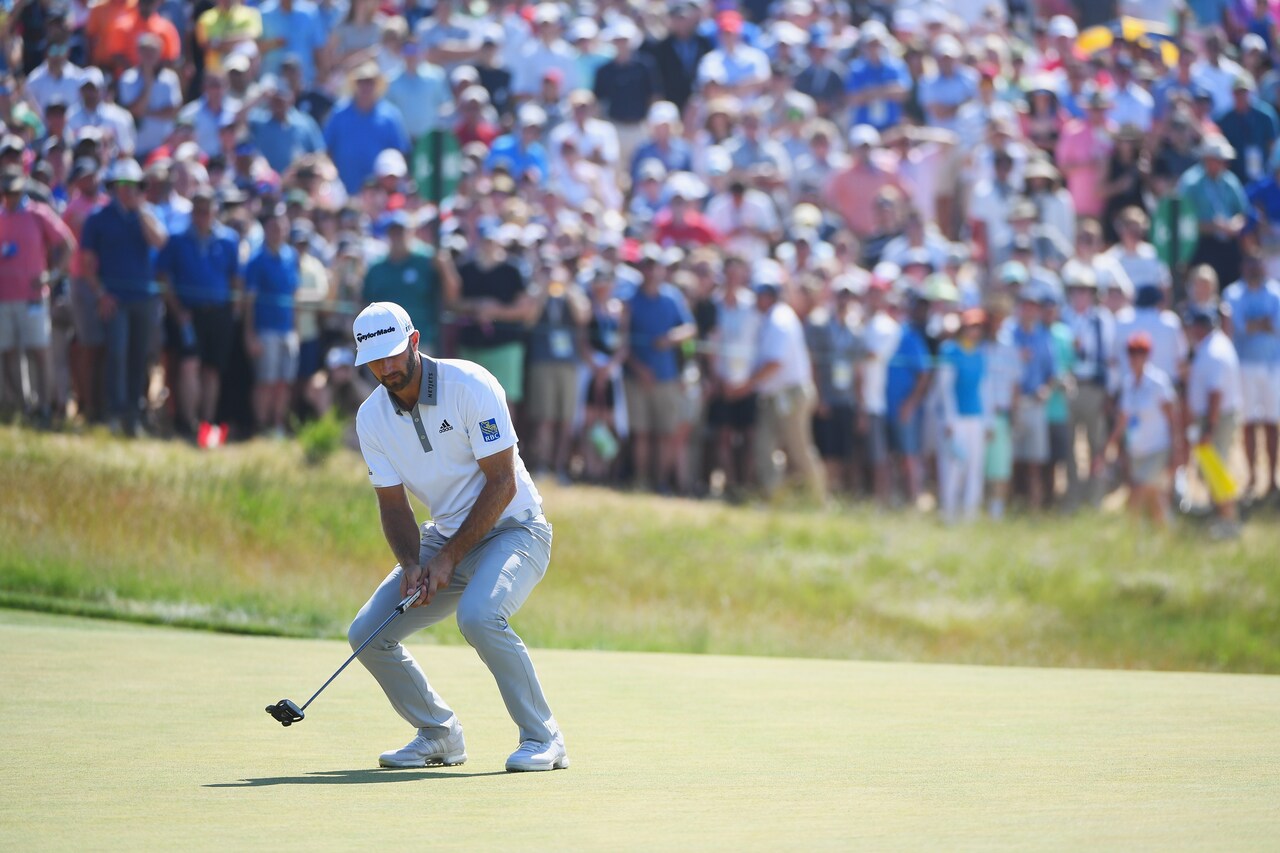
[255, 330, 300, 384]
[0, 298, 51, 352]
[624, 378, 682, 436]
[527, 361, 579, 424]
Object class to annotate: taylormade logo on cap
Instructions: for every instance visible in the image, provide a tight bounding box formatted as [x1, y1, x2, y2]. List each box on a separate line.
[356, 326, 397, 343]
[352, 302, 415, 366]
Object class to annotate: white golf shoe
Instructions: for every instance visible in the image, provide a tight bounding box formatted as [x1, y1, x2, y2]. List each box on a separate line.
[378, 727, 467, 768]
[505, 732, 570, 772]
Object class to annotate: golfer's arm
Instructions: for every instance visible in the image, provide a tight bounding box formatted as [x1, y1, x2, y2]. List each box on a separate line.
[437, 448, 517, 567]
[375, 485, 422, 570]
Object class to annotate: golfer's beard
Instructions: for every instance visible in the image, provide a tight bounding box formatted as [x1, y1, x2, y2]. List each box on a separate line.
[381, 353, 417, 393]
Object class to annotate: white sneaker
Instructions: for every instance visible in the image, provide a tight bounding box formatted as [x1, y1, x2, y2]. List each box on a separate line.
[378, 727, 467, 768]
[505, 732, 569, 772]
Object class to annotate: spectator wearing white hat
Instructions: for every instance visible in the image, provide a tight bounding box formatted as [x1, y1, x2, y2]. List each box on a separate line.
[918, 35, 978, 133]
[592, 20, 659, 171]
[79, 158, 169, 436]
[1178, 134, 1249, 287]
[549, 90, 621, 171]
[485, 103, 550, 184]
[67, 68, 137, 157]
[844, 21, 910, 132]
[119, 33, 184, 159]
[824, 124, 905, 241]
[512, 3, 578, 100]
[629, 101, 694, 185]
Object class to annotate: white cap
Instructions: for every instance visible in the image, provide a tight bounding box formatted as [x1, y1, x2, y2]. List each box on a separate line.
[934, 34, 962, 58]
[647, 100, 680, 127]
[849, 123, 881, 148]
[603, 18, 639, 45]
[325, 346, 355, 371]
[532, 2, 561, 25]
[1242, 33, 1267, 53]
[568, 17, 598, 42]
[1047, 15, 1078, 39]
[80, 66, 106, 89]
[374, 148, 407, 178]
[353, 302, 415, 366]
[518, 103, 547, 127]
[105, 157, 145, 184]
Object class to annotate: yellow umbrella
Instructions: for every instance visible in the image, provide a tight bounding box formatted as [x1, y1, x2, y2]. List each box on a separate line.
[1078, 16, 1180, 67]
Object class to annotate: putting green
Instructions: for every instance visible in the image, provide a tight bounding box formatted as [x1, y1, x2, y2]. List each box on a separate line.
[1, 609, 1277, 850]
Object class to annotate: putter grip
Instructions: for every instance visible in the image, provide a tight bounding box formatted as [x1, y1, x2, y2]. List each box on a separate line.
[398, 588, 422, 611]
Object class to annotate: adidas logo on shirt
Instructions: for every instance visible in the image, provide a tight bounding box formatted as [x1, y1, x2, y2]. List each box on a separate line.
[438, 420, 453, 433]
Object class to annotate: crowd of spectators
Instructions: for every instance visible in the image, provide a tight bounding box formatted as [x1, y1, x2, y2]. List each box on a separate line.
[0, 0, 1278, 536]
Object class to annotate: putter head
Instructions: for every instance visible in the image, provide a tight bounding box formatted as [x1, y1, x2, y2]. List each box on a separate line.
[266, 699, 305, 727]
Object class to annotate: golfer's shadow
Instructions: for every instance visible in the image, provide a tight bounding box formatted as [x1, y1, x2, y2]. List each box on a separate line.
[205, 768, 509, 787]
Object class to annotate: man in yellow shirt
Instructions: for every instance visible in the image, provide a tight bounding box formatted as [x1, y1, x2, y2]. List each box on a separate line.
[196, 0, 262, 75]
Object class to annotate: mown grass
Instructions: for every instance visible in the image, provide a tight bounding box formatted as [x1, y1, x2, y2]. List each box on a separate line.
[1, 425, 1276, 672]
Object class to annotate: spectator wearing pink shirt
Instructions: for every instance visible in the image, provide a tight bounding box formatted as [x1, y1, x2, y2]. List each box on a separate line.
[824, 125, 905, 240]
[1055, 88, 1115, 220]
[0, 168, 76, 424]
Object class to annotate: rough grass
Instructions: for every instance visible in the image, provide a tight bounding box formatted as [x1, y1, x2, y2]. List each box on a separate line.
[1, 426, 1277, 672]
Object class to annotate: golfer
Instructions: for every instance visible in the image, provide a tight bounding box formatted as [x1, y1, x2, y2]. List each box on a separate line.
[348, 301, 567, 772]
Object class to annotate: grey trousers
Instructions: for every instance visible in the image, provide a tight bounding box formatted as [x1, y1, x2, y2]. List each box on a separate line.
[348, 509, 558, 744]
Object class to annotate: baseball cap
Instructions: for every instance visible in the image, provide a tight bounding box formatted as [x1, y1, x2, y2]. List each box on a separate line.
[1047, 15, 1078, 38]
[849, 124, 881, 149]
[353, 302, 416, 366]
[998, 260, 1029, 286]
[374, 148, 408, 178]
[105, 157, 145, 185]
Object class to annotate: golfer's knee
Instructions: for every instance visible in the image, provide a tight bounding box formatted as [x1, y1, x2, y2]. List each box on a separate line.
[347, 615, 375, 653]
[456, 604, 501, 643]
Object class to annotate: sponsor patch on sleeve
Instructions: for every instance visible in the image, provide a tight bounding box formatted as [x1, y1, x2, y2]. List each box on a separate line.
[479, 417, 501, 442]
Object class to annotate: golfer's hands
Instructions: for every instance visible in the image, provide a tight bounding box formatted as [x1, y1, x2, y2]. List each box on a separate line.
[400, 564, 425, 602]
[420, 554, 456, 606]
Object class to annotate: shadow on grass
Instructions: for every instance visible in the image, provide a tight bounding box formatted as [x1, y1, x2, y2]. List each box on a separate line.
[205, 768, 510, 787]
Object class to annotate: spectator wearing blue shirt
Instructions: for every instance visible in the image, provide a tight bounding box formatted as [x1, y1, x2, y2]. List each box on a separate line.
[844, 26, 910, 132]
[386, 41, 453, 142]
[1222, 247, 1280, 496]
[938, 309, 988, 523]
[884, 296, 933, 504]
[79, 158, 169, 436]
[1011, 291, 1059, 510]
[322, 63, 410, 195]
[155, 189, 241, 439]
[1215, 76, 1280, 185]
[918, 36, 979, 133]
[629, 100, 694, 185]
[259, 0, 327, 87]
[244, 206, 300, 437]
[249, 81, 325, 174]
[484, 103, 551, 184]
[623, 245, 696, 492]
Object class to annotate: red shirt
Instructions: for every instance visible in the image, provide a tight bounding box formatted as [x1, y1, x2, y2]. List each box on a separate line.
[0, 200, 76, 303]
[454, 120, 500, 148]
[653, 209, 720, 248]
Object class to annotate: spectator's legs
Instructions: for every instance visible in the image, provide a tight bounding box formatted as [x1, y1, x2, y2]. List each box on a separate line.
[175, 355, 200, 432]
[777, 386, 824, 502]
[754, 393, 782, 497]
[1266, 424, 1279, 495]
[125, 300, 155, 434]
[199, 365, 222, 424]
[0, 349, 21, 416]
[103, 305, 129, 428]
[959, 417, 986, 521]
[69, 339, 104, 422]
[25, 345, 52, 420]
[631, 431, 652, 490]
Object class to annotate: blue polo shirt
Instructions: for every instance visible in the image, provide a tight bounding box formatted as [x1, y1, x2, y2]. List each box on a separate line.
[845, 56, 910, 131]
[627, 283, 693, 383]
[1215, 103, 1280, 183]
[249, 109, 325, 174]
[260, 0, 327, 86]
[1223, 280, 1280, 365]
[245, 243, 299, 333]
[483, 134, 549, 184]
[940, 339, 986, 417]
[886, 324, 931, 414]
[1012, 322, 1058, 396]
[322, 100, 409, 194]
[80, 200, 157, 302]
[157, 223, 241, 307]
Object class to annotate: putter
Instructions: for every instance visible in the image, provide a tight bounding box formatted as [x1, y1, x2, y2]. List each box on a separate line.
[266, 588, 421, 727]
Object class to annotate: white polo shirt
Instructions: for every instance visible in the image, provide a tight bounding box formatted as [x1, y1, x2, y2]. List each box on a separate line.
[1187, 329, 1243, 419]
[356, 357, 543, 537]
[1119, 364, 1176, 457]
[755, 301, 813, 396]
